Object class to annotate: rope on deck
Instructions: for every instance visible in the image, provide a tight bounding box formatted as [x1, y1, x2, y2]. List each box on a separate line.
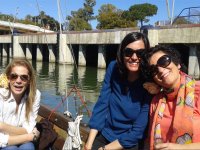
[62, 115, 83, 150]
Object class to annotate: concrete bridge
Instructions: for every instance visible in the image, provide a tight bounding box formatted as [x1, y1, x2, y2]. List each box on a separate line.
[0, 24, 200, 78]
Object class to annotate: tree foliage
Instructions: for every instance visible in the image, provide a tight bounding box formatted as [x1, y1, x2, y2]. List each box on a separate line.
[67, 0, 96, 31]
[0, 11, 59, 31]
[173, 17, 191, 25]
[127, 3, 158, 26]
[31, 11, 60, 31]
[96, 4, 136, 29]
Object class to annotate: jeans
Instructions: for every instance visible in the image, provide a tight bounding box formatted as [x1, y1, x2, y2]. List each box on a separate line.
[1, 142, 35, 150]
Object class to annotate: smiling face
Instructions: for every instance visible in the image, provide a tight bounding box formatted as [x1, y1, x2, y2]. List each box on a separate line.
[8, 65, 30, 102]
[149, 51, 181, 89]
[123, 39, 145, 74]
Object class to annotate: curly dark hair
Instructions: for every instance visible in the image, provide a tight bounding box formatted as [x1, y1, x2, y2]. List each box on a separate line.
[116, 32, 150, 80]
[141, 45, 187, 81]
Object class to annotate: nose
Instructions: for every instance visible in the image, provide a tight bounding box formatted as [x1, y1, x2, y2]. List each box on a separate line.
[131, 52, 138, 59]
[15, 76, 22, 82]
[157, 66, 165, 73]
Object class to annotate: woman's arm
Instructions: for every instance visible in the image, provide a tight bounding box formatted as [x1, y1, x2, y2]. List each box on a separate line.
[86, 61, 116, 148]
[0, 90, 41, 135]
[85, 129, 98, 149]
[89, 61, 115, 130]
[0, 128, 40, 147]
[7, 133, 34, 145]
[0, 122, 27, 135]
[154, 142, 200, 150]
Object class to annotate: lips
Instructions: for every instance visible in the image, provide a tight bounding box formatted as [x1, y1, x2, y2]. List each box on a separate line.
[13, 85, 24, 91]
[160, 71, 170, 80]
[128, 61, 139, 65]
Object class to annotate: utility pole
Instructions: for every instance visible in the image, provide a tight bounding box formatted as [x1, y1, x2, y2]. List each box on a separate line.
[57, 0, 62, 34]
[171, 0, 175, 25]
[166, 0, 171, 20]
[165, 0, 175, 25]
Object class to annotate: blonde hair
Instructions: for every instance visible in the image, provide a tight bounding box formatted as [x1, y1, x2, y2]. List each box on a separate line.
[5, 58, 37, 121]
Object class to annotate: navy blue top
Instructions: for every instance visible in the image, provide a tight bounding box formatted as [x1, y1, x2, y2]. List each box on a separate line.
[89, 60, 151, 148]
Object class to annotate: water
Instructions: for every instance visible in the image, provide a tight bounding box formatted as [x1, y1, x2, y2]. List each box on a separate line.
[0, 57, 106, 124]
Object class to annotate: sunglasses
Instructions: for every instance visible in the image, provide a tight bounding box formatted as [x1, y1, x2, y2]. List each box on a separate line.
[149, 55, 172, 77]
[9, 73, 30, 82]
[123, 48, 145, 58]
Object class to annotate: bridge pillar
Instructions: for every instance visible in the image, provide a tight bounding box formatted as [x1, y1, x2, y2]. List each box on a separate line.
[98, 45, 106, 68]
[188, 46, 199, 79]
[148, 30, 159, 47]
[58, 64, 73, 93]
[49, 45, 56, 63]
[36, 45, 43, 61]
[13, 36, 25, 58]
[97, 68, 106, 82]
[59, 34, 74, 64]
[2, 44, 8, 57]
[26, 44, 32, 60]
[78, 45, 86, 66]
[9, 44, 12, 58]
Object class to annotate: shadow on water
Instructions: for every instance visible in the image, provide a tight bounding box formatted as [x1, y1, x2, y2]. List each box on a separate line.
[0, 57, 106, 124]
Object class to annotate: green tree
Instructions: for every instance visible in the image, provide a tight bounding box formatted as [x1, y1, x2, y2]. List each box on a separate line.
[67, 0, 96, 31]
[31, 11, 59, 31]
[83, 0, 96, 21]
[173, 17, 191, 25]
[0, 13, 14, 21]
[96, 4, 136, 29]
[68, 15, 92, 30]
[128, 3, 158, 26]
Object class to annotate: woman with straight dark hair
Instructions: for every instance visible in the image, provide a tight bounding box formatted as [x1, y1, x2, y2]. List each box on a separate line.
[85, 32, 152, 150]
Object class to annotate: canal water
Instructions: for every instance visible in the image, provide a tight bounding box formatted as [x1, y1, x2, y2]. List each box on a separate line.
[0, 57, 106, 124]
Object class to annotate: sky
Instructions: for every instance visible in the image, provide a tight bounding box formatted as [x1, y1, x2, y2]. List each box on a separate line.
[0, 0, 199, 29]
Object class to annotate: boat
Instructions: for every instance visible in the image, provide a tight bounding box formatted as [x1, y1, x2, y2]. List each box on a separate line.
[37, 103, 90, 150]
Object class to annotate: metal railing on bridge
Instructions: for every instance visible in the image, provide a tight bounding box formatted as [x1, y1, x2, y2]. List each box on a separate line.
[172, 6, 200, 25]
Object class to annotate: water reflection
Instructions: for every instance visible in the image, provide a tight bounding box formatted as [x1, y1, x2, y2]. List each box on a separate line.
[0, 57, 106, 124]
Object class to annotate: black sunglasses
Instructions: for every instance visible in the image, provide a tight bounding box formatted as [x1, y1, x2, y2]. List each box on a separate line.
[9, 73, 30, 82]
[123, 48, 145, 58]
[149, 55, 172, 77]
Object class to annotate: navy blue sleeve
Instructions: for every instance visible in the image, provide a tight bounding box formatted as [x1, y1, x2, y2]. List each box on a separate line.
[89, 61, 115, 131]
[118, 92, 151, 148]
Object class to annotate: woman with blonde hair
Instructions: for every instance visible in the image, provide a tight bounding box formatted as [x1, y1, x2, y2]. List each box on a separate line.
[0, 58, 40, 150]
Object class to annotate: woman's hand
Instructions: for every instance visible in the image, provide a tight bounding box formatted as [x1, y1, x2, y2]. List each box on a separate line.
[83, 144, 91, 150]
[143, 82, 160, 94]
[31, 127, 40, 141]
[154, 143, 183, 150]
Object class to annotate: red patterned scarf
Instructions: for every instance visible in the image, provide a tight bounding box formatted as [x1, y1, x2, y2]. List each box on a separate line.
[150, 72, 195, 149]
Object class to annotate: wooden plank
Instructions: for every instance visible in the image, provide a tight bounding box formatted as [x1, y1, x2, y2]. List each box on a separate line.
[38, 104, 89, 145]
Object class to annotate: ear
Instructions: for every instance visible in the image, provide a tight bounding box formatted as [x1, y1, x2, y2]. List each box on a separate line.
[178, 64, 181, 69]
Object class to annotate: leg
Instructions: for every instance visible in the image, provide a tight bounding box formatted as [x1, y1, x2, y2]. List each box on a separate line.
[1, 146, 18, 150]
[18, 142, 35, 150]
[92, 133, 109, 150]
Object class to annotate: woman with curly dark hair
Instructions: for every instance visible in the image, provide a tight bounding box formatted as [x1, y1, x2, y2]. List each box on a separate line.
[142, 45, 200, 150]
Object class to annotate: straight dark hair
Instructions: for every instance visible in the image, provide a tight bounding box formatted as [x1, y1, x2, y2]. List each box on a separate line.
[116, 32, 150, 80]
